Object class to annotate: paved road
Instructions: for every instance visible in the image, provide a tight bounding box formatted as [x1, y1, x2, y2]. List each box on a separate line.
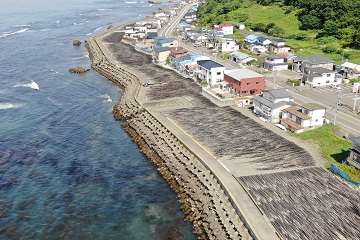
[264, 71, 360, 135]
[161, 9, 360, 135]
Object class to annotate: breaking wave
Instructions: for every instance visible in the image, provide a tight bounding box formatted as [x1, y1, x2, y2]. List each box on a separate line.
[0, 28, 29, 39]
[0, 103, 23, 110]
[14, 80, 40, 90]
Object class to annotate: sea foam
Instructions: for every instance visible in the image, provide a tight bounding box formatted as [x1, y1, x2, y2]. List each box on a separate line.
[0, 103, 22, 110]
[0, 28, 29, 39]
[99, 93, 112, 102]
[14, 80, 40, 90]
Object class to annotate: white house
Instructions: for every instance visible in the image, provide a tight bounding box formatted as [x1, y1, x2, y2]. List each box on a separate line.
[219, 24, 234, 35]
[253, 88, 295, 123]
[281, 103, 326, 133]
[237, 23, 245, 30]
[197, 60, 226, 86]
[302, 67, 339, 88]
[256, 36, 272, 46]
[216, 38, 239, 52]
[268, 39, 291, 53]
[250, 45, 267, 54]
[340, 62, 360, 79]
[229, 52, 256, 65]
[263, 54, 288, 71]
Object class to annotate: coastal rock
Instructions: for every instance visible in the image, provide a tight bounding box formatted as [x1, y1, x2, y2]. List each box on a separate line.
[107, 25, 113, 30]
[69, 66, 90, 73]
[73, 39, 81, 46]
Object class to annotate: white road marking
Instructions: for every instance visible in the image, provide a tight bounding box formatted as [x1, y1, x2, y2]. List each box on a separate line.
[219, 161, 231, 172]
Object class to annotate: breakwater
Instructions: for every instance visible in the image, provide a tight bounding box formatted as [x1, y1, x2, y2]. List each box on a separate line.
[86, 33, 253, 239]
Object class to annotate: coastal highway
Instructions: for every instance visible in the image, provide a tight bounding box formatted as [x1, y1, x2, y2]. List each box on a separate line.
[160, 7, 360, 135]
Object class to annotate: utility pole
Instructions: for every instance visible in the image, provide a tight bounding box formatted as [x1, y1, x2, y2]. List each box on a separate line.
[353, 82, 359, 112]
[354, 91, 358, 112]
[334, 88, 341, 125]
[273, 70, 277, 89]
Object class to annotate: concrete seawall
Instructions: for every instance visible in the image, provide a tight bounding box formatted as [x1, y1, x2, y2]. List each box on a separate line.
[86, 30, 255, 239]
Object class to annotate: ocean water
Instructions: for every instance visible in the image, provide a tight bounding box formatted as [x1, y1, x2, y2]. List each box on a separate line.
[0, 0, 195, 239]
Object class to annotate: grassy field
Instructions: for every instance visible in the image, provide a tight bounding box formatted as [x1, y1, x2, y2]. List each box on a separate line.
[290, 124, 360, 182]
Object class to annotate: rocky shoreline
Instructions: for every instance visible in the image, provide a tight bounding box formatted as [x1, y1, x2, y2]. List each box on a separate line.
[86, 30, 253, 239]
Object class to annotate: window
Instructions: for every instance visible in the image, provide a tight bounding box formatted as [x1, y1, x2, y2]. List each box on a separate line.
[241, 90, 248, 94]
[256, 82, 261, 85]
[326, 80, 330, 83]
[247, 82, 251, 85]
[217, 72, 221, 75]
[327, 74, 330, 77]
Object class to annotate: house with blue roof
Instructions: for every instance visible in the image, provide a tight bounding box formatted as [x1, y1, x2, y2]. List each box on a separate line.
[175, 54, 210, 76]
[256, 36, 272, 46]
[197, 60, 226, 86]
[154, 37, 179, 48]
[244, 35, 259, 44]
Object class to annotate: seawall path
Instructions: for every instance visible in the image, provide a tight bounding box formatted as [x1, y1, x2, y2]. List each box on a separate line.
[85, 25, 270, 239]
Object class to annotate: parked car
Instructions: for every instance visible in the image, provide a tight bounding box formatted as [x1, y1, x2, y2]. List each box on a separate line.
[329, 84, 342, 90]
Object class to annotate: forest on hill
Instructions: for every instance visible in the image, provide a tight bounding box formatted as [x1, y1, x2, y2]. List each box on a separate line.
[196, 0, 360, 62]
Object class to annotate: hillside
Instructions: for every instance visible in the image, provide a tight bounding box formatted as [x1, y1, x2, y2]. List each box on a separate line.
[196, 0, 360, 64]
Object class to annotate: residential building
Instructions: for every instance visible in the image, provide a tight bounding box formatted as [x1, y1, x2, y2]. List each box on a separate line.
[224, 69, 265, 96]
[277, 52, 298, 63]
[237, 23, 245, 30]
[250, 44, 267, 54]
[154, 37, 179, 48]
[253, 88, 295, 123]
[168, 47, 188, 61]
[177, 54, 210, 75]
[197, 60, 226, 86]
[244, 35, 259, 45]
[256, 36, 272, 46]
[213, 24, 234, 35]
[229, 52, 256, 66]
[293, 54, 335, 73]
[268, 39, 291, 53]
[263, 55, 288, 71]
[153, 46, 171, 64]
[302, 67, 339, 87]
[340, 62, 360, 79]
[281, 103, 326, 133]
[216, 38, 239, 52]
[347, 137, 360, 170]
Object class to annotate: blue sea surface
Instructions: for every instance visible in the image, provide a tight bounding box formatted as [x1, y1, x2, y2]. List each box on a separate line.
[0, 0, 195, 239]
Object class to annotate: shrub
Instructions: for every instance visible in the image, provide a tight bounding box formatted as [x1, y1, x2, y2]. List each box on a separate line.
[322, 46, 337, 53]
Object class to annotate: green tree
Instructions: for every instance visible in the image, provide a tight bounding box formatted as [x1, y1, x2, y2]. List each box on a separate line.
[300, 15, 321, 30]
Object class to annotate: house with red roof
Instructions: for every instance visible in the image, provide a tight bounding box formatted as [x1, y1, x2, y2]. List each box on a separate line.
[213, 24, 234, 35]
[168, 47, 188, 61]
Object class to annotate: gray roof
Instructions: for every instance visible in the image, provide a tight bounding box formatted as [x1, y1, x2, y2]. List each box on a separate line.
[197, 60, 224, 69]
[153, 46, 170, 53]
[293, 54, 335, 64]
[254, 95, 290, 109]
[266, 54, 284, 60]
[229, 52, 253, 60]
[301, 103, 326, 111]
[310, 67, 335, 74]
[224, 69, 263, 81]
[265, 88, 293, 99]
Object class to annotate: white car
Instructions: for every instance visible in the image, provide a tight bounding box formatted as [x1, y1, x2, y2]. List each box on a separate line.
[329, 84, 342, 90]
